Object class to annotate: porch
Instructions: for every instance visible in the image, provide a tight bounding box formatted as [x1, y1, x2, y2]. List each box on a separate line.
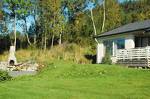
[116, 47, 150, 67]
[95, 20, 150, 67]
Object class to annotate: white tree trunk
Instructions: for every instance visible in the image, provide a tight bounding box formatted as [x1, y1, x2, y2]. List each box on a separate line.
[90, 9, 98, 43]
[59, 33, 62, 45]
[90, 9, 97, 36]
[24, 18, 33, 46]
[14, 15, 17, 49]
[25, 33, 32, 46]
[101, 0, 106, 32]
[44, 32, 47, 51]
[51, 35, 54, 48]
[34, 34, 37, 45]
[59, 28, 62, 45]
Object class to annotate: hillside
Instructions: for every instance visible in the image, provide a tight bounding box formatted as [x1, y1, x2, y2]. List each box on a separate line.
[0, 61, 150, 99]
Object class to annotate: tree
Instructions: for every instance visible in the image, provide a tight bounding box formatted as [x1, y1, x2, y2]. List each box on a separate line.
[0, 1, 5, 33]
[39, 0, 65, 50]
[20, 2, 33, 46]
[0, 1, 3, 20]
[2, 0, 32, 50]
[101, 0, 105, 33]
[121, 0, 150, 24]
[83, 0, 105, 43]
[104, 0, 122, 31]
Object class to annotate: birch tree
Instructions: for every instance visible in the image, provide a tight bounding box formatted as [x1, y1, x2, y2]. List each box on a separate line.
[0, 1, 2, 20]
[101, 0, 105, 32]
[2, 0, 32, 50]
[85, 0, 99, 43]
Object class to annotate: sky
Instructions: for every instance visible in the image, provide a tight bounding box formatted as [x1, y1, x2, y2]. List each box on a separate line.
[1, 3, 35, 34]
[119, 0, 136, 3]
[119, 0, 125, 3]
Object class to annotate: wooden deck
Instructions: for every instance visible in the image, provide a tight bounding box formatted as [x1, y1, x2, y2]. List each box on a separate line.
[116, 47, 150, 67]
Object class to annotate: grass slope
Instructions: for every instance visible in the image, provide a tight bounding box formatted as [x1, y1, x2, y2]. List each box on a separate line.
[0, 61, 150, 99]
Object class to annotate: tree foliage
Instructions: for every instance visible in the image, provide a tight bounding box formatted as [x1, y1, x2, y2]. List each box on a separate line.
[0, 0, 150, 50]
[2, 0, 32, 48]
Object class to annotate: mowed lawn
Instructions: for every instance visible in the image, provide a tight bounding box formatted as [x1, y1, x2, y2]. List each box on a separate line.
[0, 61, 150, 99]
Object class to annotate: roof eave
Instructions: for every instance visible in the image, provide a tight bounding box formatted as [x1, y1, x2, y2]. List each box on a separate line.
[94, 28, 149, 38]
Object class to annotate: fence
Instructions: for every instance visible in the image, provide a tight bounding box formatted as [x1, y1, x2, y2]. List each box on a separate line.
[116, 47, 150, 60]
[116, 47, 150, 67]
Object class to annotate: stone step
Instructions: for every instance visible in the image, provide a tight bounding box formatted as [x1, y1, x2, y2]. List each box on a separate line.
[8, 71, 37, 77]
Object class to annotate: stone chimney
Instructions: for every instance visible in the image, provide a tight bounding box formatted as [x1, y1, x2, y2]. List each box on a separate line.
[8, 46, 17, 66]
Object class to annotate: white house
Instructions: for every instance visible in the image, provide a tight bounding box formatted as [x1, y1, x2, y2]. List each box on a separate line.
[95, 20, 150, 67]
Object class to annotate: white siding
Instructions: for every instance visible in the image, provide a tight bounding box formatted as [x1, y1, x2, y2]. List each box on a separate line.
[97, 43, 105, 63]
[125, 35, 135, 49]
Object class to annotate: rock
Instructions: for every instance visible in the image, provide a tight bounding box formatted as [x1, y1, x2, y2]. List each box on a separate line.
[0, 62, 8, 70]
[0, 61, 39, 72]
[8, 71, 37, 77]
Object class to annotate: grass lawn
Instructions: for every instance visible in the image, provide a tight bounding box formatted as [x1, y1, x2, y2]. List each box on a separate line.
[0, 61, 150, 99]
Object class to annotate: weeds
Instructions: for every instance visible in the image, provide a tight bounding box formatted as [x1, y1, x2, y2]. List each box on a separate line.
[0, 43, 94, 65]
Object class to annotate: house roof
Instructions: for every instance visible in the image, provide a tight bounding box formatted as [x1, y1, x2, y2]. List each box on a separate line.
[95, 20, 150, 38]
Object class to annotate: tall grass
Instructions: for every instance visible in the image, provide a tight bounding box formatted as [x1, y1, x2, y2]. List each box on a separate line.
[0, 43, 95, 65]
[0, 51, 8, 61]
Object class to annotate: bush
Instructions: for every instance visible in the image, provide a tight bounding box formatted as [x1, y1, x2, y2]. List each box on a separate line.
[102, 53, 112, 65]
[0, 70, 12, 82]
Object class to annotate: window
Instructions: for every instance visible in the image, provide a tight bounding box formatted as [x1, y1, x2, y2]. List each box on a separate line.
[103, 40, 113, 55]
[135, 37, 150, 47]
[116, 39, 125, 49]
[103, 38, 125, 56]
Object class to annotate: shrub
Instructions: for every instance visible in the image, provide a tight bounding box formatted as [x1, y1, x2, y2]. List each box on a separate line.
[102, 52, 112, 65]
[0, 70, 12, 82]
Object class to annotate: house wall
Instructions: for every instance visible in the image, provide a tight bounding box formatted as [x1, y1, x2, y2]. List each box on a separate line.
[96, 33, 136, 64]
[97, 42, 105, 64]
[125, 35, 135, 49]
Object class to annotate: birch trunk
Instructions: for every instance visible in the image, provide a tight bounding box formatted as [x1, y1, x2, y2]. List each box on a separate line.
[44, 31, 47, 51]
[101, 0, 106, 32]
[14, 15, 17, 49]
[41, 36, 44, 49]
[25, 33, 32, 46]
[59, 28, 62, 45]
[90, 9, 98, 43]
[59, 33, 62, 45]
[24, 18, 32, 46]
[51, 35, 54, 48]
[90, 9, 97, 35]
[34, 34, 37, 45]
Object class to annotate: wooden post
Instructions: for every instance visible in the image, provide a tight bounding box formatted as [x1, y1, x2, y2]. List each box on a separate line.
[146, 47, 150, 67]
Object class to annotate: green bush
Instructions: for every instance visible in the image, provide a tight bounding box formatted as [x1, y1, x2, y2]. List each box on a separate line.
[102, 53, 112, 65]
[0, 70, 12, 82]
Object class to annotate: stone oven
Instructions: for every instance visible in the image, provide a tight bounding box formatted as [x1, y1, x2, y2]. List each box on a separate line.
[8, 46, 17, 66]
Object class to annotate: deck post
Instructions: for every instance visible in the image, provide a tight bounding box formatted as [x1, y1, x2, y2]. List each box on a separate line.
[112, 41, 117, 56]
[112, 41, 117, 63]
[146, 47, 150, 67]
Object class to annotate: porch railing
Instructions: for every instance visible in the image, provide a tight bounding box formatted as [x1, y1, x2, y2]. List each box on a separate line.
[116, 47, 150, 60]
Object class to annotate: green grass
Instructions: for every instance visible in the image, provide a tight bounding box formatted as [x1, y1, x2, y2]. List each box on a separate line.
[0, 61, 150, 99]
